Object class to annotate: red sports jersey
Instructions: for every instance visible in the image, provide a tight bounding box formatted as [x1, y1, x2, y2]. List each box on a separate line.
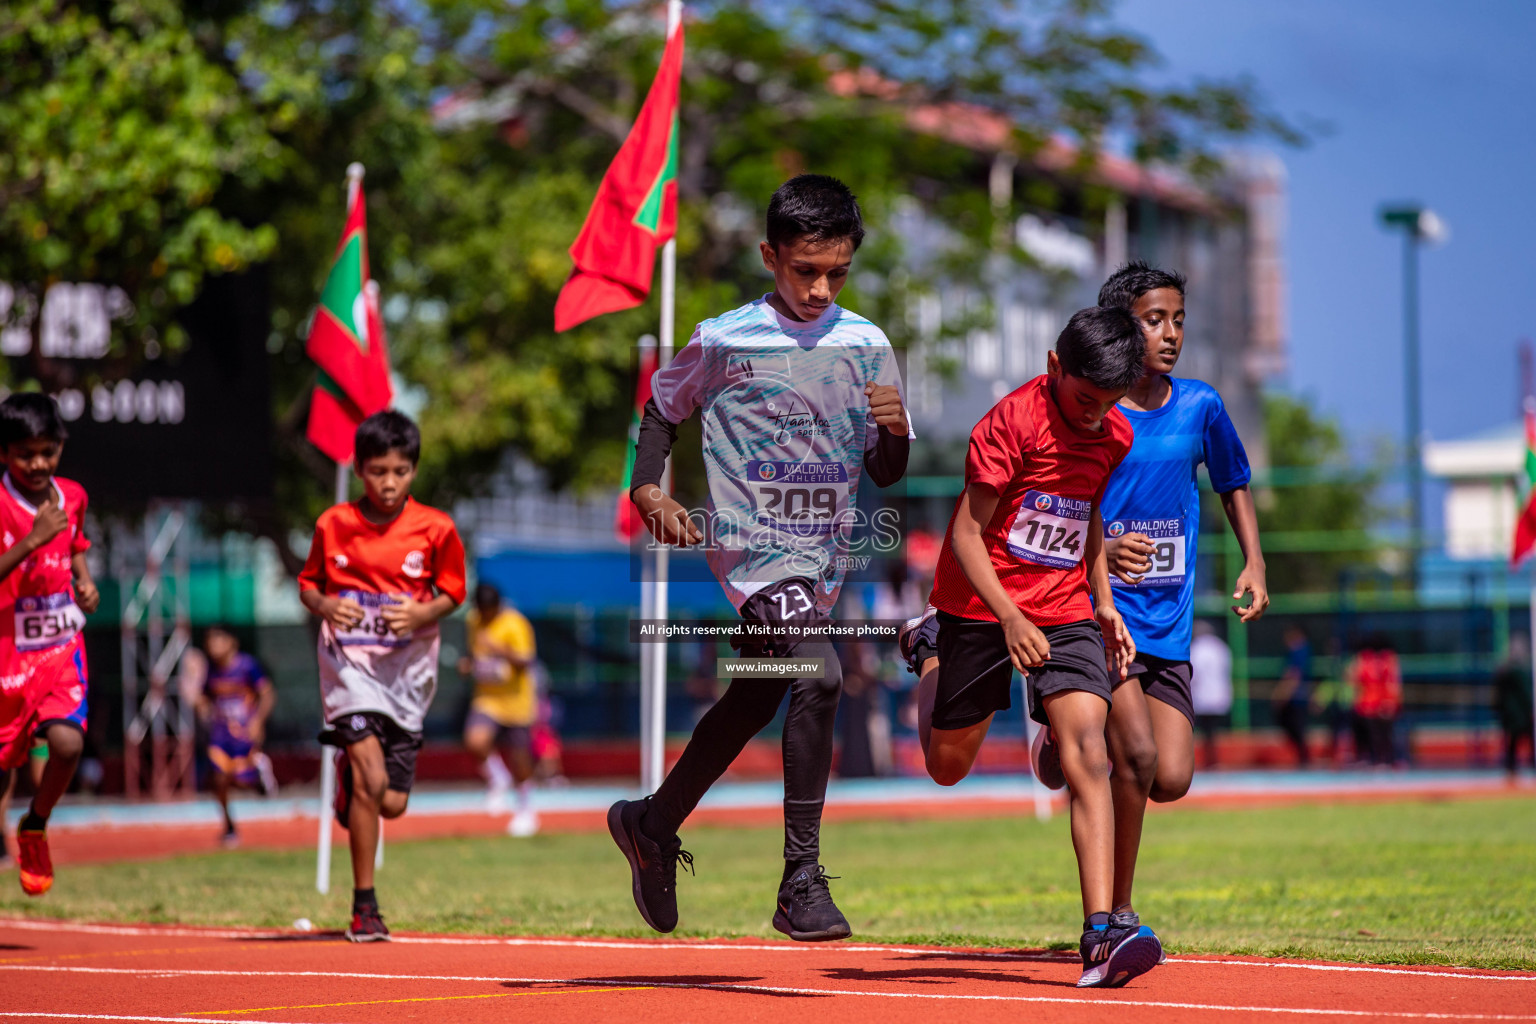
[929, 376, 1133, 626]
[298, 497, 467, 606]
[0, 473, 91, 655]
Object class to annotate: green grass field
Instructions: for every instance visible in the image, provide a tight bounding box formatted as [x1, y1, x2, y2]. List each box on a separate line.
[4, 797, 1533, 970]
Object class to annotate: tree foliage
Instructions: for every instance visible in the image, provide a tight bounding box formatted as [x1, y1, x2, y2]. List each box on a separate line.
[1, 0, 1300, 543]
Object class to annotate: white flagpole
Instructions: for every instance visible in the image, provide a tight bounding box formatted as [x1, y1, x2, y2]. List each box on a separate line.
[642, 0, 683, 796]
[318, 163, 366, 894]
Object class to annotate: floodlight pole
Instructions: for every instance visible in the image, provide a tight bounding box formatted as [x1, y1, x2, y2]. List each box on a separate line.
[1379, 203, 1444, 593]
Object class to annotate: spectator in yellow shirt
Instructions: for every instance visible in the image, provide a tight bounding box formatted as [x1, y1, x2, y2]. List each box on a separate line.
[458, 583, 539, 836]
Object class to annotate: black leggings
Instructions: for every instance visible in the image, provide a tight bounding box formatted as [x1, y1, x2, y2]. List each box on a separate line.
[647, 640, 842, 867]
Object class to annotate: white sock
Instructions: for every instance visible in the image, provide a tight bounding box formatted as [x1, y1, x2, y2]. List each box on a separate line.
[483, 753, 512, 790]
[512, 780, 532, 812]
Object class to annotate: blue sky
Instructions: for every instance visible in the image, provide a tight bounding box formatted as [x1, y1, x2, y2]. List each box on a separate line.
[1116, 0, 1536, 454]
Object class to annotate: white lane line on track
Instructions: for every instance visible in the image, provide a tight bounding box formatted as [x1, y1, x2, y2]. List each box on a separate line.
[0, 1014, 310, 1024]
[2, 919, 1532, 983]
[0, 971, 1531, 1020]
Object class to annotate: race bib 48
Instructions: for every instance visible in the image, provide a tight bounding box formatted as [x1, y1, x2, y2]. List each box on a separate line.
[1007, 490, 1089, 568]
[334, 590, 414, 648]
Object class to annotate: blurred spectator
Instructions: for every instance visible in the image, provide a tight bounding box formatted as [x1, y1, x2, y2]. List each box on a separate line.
[1188, 622, 1232, 769]
[683, 641, 723, 729]
[1491, 635, 1534, 780]
[1273, 626, 1313, 766]
[1312, 638, 1354, 766]
[1349, 636, 1403, 767]
[837, 642, 892, 778]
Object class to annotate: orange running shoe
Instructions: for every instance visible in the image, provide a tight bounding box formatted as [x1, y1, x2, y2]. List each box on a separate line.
[17, 827, 52, 896]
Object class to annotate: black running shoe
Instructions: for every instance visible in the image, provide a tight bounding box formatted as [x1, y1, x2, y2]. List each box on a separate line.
[332, 749, 352, 830]
[1112, 907, 1168, 965]
[607, 797, 693, 933]
[897, 607, 939, 676]
[345, 904, 390, 943]
[1030, 724, 1066, 791]
[1078, 917, 1162, 988]
[772, 864, 852, 942]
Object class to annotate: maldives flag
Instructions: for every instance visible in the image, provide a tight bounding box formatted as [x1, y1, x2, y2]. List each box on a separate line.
[554, 18, 683, 332]
[614, 344, 659, 540]
[306, 177, 393, 462]
[1511, 398, 1536, 565]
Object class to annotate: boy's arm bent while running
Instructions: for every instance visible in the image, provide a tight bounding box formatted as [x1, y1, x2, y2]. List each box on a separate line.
[1219, 484, 1268, 622]
[950, 483, 1050, 672]
[630, 398, 703, 546]
[1086, 506, 1134, 679]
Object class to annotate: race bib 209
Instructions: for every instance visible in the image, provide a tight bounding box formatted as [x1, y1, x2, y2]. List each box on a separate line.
[14, 592, 85, 652]
[1007, 490, 1089, 569]
[747, 460, 849, 537]
[1106, 516, 1187, 587]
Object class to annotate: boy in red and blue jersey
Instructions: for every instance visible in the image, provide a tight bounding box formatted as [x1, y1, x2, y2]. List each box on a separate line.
[1029, 261, 1267, 942]
[196, 625, 276, 846]
[920, 307, 1163, 988]
[0, 393, 100, 897]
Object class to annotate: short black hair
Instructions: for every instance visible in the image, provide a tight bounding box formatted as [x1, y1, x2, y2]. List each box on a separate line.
[766, 174, 865, 251]
[1097, 259, 1187, 311]
[354, 410, 420, 465]
[0, 392, 67, 447]
[1055, 307, 1144, 392]
[474, 582, 501, 609]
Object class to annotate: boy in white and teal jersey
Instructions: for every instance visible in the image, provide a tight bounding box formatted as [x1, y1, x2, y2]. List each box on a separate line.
[609, 174, 912, 942]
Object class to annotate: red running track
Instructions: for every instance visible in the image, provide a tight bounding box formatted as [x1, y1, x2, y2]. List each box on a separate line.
[0, 918, 1530, 1023]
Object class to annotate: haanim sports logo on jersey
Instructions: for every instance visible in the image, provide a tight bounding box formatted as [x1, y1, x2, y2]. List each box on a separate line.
[333, 554, 349, 569]
[401, 551, 426, 578]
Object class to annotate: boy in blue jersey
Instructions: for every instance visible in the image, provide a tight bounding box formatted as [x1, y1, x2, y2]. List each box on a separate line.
[609, 174, 912, 942]
[195, 625, 276, 846]
[1032, 260, 1268, 936]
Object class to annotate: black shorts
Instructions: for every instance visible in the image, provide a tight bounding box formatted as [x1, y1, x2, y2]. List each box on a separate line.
[464, 709, 533, 756]
[733, 577, 829, 658]
[933, 614, 1111, 730]
[320, 711, 423, 794]
[1127, 654, 1195, 725]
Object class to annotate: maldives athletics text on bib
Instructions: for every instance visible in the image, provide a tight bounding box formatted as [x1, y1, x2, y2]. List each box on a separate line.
[746, 459, 850, 537]
[1105, 515, 1187, 587]
[1006, 490, 1089, 569]
[333, 589, 415, 649]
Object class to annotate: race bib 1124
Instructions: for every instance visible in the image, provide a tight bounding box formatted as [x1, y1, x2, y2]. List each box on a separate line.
[1006, 490, 1090, 569]
[1106, 516, 1187, 587]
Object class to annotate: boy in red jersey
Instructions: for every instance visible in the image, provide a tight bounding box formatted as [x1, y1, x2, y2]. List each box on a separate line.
[299, 411, 466, 942]
[0, 393, 100, 896]
[923, 307, 1161, 988]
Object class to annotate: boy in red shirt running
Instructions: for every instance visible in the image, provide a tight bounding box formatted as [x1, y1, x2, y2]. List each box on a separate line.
[923, 307, 1160, 988]
[299, 411, 466, 942]
[0, 394, 100, 896]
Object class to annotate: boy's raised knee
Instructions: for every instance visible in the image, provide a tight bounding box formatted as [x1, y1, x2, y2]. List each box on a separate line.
[46, 725, 84, 762]
[1150, 769, 1191, 803]
[924, 750, 972, 787]
[1116, 739, 1159, 790]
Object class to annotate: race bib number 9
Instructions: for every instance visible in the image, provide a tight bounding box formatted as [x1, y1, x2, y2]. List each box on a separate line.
[747, 460, 849, 537]
[334, 589, 412, 648]
[1106, 517, 1187, 587]
[1007, 491, 1089, 568]
[14, 592, 86, 652]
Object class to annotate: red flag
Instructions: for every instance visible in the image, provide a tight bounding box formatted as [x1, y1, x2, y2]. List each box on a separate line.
[306, 180, 393, 420]
[307, 279, 393, 463]
[615, 345, 659, 540]
[1512, 399, 1536, 565]
[554, 20, 683, 332]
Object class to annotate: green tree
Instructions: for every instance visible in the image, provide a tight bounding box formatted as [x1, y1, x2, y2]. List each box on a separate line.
[3, 0, 1301, 551]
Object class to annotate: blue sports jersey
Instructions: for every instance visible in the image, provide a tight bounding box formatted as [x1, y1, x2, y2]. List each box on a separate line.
[1100, 377, 1250, 661]
[204, 651, 270, 738]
